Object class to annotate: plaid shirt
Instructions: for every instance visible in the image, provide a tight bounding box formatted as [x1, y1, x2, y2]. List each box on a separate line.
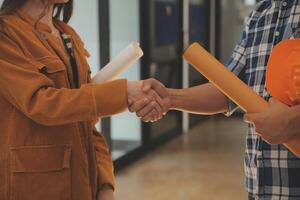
[226, 0, 300, 199]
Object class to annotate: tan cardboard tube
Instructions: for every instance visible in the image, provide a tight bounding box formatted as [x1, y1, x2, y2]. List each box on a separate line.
[183, 43, 268, 113]
[183, 42, 300, 158]
[92, 42, 143, 83]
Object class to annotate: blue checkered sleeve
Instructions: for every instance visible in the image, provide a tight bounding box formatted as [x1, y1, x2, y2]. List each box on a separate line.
[224, 20, 249, 117]
[220, 0, 300, 198]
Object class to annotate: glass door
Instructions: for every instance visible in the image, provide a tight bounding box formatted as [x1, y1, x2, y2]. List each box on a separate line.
[140, 0, 182, 142]
[109, 0, 142, 160]
[188, 0, 211, 127]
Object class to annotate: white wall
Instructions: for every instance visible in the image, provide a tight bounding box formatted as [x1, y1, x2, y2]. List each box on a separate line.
[220, 0, 247, 64]
[69, 0, 100, 75]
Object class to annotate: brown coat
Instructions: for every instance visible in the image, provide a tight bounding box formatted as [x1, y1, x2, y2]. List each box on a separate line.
[0, 11, 127, 200]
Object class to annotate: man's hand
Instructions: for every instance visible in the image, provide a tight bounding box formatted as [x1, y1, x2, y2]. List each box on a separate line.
[244, 98, 295, 144]
[128, 78, 172, 122]
[97, 185, 114, 200]
[127, 80, 166, 122]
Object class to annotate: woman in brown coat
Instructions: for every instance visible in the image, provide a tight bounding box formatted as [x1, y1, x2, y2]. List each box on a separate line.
[0, 0, 166, 199]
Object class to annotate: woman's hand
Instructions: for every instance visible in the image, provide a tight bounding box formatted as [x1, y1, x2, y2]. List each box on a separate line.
[128, 79, 172, 122]
[127, 80, 165, 121]
[97, 185, 114, 200]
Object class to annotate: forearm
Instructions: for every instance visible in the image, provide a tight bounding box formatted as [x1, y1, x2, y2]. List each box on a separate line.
[18, 80, 127, 126]
[287, 104, 300, 137]
[168, 83, 228, 115]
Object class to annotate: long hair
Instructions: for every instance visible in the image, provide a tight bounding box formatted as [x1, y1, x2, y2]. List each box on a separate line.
[0, 0, 73, 23]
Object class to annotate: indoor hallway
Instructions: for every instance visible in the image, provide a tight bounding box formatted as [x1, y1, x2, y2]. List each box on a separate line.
[115, 116, 248, 200]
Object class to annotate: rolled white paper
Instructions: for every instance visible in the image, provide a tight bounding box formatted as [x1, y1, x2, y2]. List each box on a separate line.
[91, 42, 144, 83]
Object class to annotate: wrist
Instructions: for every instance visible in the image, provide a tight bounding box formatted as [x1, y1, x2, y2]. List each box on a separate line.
[287, 105, 300, 137]
[97, 184, 114, 200]
[167, 88, 179, 110]
[126, 81, 133, 99]
[126, 81, 142, 100]
[99, 183, 114, 191]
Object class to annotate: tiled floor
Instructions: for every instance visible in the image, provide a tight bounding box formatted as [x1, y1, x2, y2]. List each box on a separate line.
[115, 116, 248, 200]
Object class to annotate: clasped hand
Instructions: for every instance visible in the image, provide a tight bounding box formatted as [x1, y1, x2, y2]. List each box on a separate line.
[126, 79, 171, 122]
[244, 98, 295, 144]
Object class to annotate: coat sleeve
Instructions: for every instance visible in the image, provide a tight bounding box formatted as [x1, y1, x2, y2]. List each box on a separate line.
[0, 31, 128, 126]
[92, 126, 115, 190]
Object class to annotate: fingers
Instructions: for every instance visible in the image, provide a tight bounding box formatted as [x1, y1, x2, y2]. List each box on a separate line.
[146, 90, 164, 115]
[133, 89, 164, 120]
[148, 90, 168, 114]
[138, 101, 162, 122]
[128, 79, 167, 122]
[269, 97, 285, 106]
[142, 79, 153, 92]
[142, 79, 169, 114]
[128, 98, 149, 112]
[152, 100, 163, 120]
[269, 97, 275, 104]
[136, 101, 156, 118]
[142, 109, 159, 122]
[142, 82, 152, 93]
[128, 99, 133, 107]
[269, 97, 280, 106]
[142, 78, 167, 98]
[129, 98, 160, 122]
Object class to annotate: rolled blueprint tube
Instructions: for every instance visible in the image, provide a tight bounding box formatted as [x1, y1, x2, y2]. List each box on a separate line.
[183, 43, 268, 113]
[183, 42, 300, 158]
[92, 42, 143, 83]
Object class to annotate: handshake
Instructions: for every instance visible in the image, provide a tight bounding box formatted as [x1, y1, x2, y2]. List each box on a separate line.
[126, 78, 172, 122]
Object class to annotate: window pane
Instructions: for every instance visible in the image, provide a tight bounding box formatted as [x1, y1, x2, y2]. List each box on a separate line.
[109, 0, 142, 160]
[69, 0, 100, 75]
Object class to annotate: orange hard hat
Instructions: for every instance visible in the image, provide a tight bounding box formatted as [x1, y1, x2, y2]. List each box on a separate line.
[266, 39, 300, 106]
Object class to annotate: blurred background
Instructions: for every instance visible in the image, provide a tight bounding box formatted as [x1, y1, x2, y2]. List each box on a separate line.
[85, 1, 256, 199]
[0, 0, 258, 199]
